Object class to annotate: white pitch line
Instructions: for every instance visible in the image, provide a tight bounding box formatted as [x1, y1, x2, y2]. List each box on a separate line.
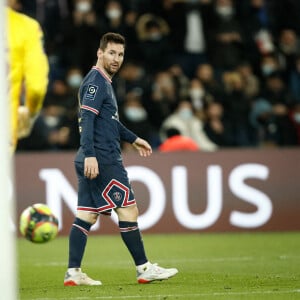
[33, 256, 254, 267]
[30, 289, 300, 300]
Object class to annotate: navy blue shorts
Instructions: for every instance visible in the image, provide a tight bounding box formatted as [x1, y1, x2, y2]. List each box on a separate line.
[75, 161, 136, 215]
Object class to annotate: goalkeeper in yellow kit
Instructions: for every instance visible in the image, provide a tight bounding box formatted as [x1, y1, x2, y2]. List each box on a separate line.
[7, 0, 49, 151]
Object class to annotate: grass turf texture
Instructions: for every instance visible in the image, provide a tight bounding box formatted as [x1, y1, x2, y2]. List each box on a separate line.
[18, 232, 300, 300]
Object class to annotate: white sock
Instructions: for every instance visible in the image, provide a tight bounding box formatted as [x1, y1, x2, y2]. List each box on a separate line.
[136, 261, 151, 273]
[68, 267, 81, 274]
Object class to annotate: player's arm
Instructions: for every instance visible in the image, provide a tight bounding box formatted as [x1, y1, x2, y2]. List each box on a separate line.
[118, 120, 137, 143]
[80, 83, 103, 179]
[80, 109, 99, 179]
[118, 121, 152, 157]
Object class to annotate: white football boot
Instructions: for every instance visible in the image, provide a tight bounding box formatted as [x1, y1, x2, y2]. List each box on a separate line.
[64, 268, 102, 286]
[137, 263, 178, 283]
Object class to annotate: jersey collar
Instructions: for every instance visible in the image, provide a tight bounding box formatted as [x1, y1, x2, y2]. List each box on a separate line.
[92, 66, 112, 83]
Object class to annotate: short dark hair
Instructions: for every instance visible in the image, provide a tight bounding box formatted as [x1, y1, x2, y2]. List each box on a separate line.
[99, 32, 126, 50]
[166, 128, 181, 138]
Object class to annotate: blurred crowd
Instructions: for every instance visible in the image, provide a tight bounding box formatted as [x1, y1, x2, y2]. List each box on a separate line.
[15, 0, 300, 152]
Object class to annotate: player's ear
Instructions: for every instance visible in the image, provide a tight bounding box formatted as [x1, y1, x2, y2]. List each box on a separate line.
[97, 48, 103, 58]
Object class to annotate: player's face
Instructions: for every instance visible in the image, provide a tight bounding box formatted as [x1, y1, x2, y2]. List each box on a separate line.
[98, 42, 125, 77]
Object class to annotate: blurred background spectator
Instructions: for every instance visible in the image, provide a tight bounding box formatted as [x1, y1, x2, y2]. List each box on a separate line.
[203, 101, 234, 147]
[158, 127, 200, 152]
[14, 0, 300, 152]
[119, 90, 160, 151]
[135, 13, 172, 73]
[159, 99, 218, 151]
[221, 71, 254, 146]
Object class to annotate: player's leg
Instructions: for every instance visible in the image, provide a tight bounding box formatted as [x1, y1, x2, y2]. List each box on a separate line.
[67, 211, 97, 269]
[115, 205, 178, 283]
[64, 211, 101, 286]
[64, 162, 102, 286]
[116, 204, 148, 266]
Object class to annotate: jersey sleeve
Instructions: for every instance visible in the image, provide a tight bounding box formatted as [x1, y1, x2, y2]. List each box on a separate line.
[23, 17, 49, 116]
[79, 81, 103, 157]
[118, 120, 138, 144]
[80, 109, 96, 157]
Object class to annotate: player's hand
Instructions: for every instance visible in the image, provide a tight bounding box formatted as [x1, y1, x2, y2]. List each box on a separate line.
[17, 106, 37, 139]
[84, 157, 99, 179]
[132, 137, 152, 157]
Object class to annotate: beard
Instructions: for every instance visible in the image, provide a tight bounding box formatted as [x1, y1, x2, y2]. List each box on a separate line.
[104, 62, 120, 77]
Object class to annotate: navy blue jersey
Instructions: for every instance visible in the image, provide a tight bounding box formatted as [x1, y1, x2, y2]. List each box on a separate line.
[75, 66, 137, 164]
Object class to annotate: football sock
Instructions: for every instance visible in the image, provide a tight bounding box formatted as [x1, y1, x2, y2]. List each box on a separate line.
[68, 218, 92, 268]
[119, 221, 148, 266]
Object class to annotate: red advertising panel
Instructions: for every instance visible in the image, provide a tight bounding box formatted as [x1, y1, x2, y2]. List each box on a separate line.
[15, 149, 300, 235]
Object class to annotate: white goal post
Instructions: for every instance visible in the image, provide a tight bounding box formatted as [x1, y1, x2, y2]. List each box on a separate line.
[0, 0, 17, 299]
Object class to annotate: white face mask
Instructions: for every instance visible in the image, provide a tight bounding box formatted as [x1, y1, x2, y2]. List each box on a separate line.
[44, 116, 60, 127]
[76, 1, 91, 13]
[293, 113, 300, 124]
[190, 88, 204, 99]
[261, 64, 275, 76]
[148, 32, 162, 41]
[106, 9, 122, 19]
[124, 107, 147, 122]
[67, 74, 83, 88]
[216, 6, 234, 18]
[178, 108, 193, 120]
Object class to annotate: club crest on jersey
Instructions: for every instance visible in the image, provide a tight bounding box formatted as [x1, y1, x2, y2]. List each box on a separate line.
[85, 84, 98, 100]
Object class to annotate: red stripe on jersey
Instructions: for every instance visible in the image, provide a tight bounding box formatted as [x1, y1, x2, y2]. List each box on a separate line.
[81, 105, 99, 115]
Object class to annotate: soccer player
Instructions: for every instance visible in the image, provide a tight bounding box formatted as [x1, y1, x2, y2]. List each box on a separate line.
[64, 32, 178, 286]
[7, 0, 49, 151]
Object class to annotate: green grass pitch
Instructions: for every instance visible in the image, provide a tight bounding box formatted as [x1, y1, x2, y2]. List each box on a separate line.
[18, 232, 300, 300]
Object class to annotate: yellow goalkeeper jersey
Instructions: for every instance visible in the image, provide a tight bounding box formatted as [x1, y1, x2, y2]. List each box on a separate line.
[7, 7, 49, 150]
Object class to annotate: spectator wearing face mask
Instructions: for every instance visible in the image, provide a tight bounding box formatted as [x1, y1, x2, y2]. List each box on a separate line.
[159, 99, 218, 151]
[207, 0, 245, 72]
[59, 0, 102, 74]
[17, 104, 73, 150]
[188, 78, 215, 120]
[119, 91, 160, 150]
[259, 54, 282, 79]
[66, 66, 84, 93]
[95, 0, 139, 60]
[113, 61, 149, 105]
[99, 1, 124, 34]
